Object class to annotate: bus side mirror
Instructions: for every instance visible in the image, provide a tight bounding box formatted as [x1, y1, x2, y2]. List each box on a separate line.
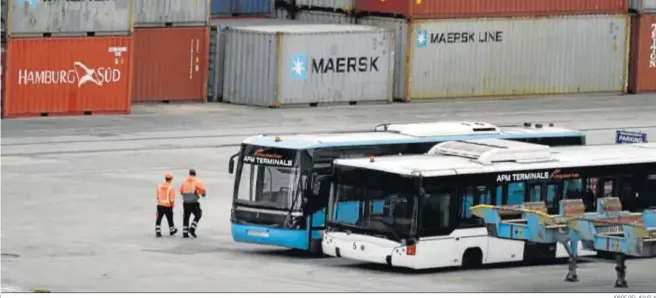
[228, 152, 239, 174]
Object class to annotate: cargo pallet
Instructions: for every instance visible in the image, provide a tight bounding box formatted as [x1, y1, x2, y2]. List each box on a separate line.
[470, 197, 656, 288]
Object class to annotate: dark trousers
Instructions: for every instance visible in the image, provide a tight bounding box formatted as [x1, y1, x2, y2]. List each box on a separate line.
[183, 202, 202, 234]
[155, 205, 175, 233]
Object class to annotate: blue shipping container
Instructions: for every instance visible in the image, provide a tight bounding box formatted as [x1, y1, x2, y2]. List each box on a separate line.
[211, 0, 274, 17]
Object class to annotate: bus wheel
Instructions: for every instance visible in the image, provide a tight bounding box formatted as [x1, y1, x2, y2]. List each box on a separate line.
[461, 248, 483, 270]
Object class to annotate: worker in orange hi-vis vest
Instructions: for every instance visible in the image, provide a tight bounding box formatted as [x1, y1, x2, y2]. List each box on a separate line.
[180, 168, 206, 238]
[155, 172, 179, 238]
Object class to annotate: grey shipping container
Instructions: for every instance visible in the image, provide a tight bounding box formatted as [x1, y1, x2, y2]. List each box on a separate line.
[359, 14, 629, 101]
[135, 0, 210, 27]
[223, 24, 394, 107]
[629, 0, 656, 12]
[284, 0, 354, 11]
[275, 6, 292, 19]
[295, 10, 354, 24]
[208, 18, 307, 101]
[7, 0, 133, 37]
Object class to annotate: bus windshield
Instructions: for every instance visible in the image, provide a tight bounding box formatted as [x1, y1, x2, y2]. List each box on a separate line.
[235, 163, 303, 210]
[328, 167, 417, 241]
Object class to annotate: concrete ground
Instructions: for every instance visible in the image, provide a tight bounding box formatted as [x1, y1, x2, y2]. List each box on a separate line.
[2, 94, 656, 292]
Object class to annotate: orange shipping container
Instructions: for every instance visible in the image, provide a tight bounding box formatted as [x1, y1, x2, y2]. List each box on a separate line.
[3, 36, 133, 118]
[132, 27, 209, 102]
[355, 0, 628, 19]
[629, 14, 656, 93]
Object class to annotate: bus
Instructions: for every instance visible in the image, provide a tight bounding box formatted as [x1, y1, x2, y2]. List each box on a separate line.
[228, 121, 587, 254]
[322, 139, 656, 269]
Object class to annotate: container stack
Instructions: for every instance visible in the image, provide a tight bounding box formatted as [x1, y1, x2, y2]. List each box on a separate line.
[211, 0, 275, 18]
[130, 0, 210, 103]
[628, 0, 656, 93]
[2, 0, 133, 118]
[275, 0, 356, 24]
[355, 0, 632, 102]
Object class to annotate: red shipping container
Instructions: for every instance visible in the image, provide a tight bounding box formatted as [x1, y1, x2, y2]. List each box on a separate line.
[3, 36, 133, 118]
[132, 27, 209, 102]
[629, 14, 656, 93]
[355, 0, 628, 19]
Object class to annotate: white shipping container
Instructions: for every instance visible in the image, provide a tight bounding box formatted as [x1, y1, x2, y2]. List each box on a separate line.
[359, 14, 630, 101]
[285, 0, 354, 11]
[134, 0, 209, 27]
[630, 0, 656, 12]
[223, 24, 394, 107]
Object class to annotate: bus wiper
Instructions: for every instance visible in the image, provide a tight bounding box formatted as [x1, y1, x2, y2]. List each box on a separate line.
[283, 175, 304, 227]
[367, 218, 401, 241]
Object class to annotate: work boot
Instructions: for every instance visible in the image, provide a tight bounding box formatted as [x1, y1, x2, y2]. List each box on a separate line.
[156, 232, 163, 238]
[189, 228, 197, 238]
[170, 227, 178, 236]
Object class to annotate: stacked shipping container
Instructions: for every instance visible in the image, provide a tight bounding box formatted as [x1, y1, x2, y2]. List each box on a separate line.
[628, 1, 656, 92]
[2, 0, 134, 118]
[131, 0, 210, 103]
[211, 0, 275, 17]
[356, 0, 632, 102]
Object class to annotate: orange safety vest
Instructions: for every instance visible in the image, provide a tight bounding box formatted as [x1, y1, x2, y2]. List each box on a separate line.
[156, 182, 175, 207]
[180, 176, 206, 198]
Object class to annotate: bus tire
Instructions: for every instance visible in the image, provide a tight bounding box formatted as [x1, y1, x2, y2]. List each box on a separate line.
[309, 239, 324, 256]
[461, 248, 483, 270]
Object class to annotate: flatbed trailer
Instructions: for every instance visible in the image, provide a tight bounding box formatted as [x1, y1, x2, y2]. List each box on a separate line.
[471, 197, 656, 288]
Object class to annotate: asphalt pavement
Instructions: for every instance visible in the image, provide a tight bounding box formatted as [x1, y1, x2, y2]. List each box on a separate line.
[2, 94, 656, 292]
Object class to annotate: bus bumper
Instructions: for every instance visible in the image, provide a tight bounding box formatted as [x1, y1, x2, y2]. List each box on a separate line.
[231, 223, 309, 250]
[322, 232, 399, 265]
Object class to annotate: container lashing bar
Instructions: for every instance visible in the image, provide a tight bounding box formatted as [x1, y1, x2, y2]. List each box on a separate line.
[470, 197, 656, 288]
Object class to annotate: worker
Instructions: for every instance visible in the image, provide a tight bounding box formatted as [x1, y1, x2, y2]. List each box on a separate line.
[156, 172, 178, 237]
[180, 168, 206, 238]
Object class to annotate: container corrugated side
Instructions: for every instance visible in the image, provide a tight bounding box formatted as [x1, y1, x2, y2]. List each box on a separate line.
[7, 0, 133, 37]
[275, 6, 292, 19]
[355, 0, 628, 19]
[630, 0, 656, 12]
[211, 0, 274, 17]
[628, 14, 656, 93]
[208, 18, 304, 101]
[132, 27, 209, 102]
[357, 16, 407, 100]
[404, 15, 629, 101]
[3, 36, 133, 118]
[223, 24, 394, 107]
[287, 0, 354, 11]
[135, 0, 209, 27]
[295, 10, 355, 24]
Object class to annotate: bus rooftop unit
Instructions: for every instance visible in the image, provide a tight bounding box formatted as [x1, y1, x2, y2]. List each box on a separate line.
[322, 139, 656, 269]
[228, 121, 587, 254]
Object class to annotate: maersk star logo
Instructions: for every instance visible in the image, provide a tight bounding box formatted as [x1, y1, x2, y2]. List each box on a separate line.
[416, 30, 428, 48]
[290, 54, 307, 80]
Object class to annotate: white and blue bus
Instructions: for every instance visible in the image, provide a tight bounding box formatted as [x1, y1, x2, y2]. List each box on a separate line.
[228, 121, 587, 254]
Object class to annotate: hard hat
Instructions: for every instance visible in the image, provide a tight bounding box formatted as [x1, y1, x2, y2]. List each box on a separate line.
[189, 168, 196, 176]
[165, 172, 174, 179]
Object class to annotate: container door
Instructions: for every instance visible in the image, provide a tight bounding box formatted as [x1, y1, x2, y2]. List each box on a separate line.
[207, 26, 218, 102]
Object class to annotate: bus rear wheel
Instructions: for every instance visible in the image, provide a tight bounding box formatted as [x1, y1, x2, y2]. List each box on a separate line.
[461, 248, 483, 270]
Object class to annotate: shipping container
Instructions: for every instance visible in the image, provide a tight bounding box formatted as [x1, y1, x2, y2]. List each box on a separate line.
[295, 10, 355, 23]
[7, 0, 133, 37]
[3, 36, 133, 118]
[135, 0, 210, 27]
[355, 0, 627, 19]
[285, 0, 353, 12]
[630, 0, 656, 13]
[359, 14, 629, 101]
[275, 6, 292, 19]
[628, 14, 656, 93]
[223, 24, 394, 107]
[208, 18, 305, 101]
[211, 0, 274, 17]
[1, 41, 5, 110]
[132, 27, 209, 103]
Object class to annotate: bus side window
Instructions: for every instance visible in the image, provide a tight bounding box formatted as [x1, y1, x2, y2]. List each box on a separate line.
[462, 187, 475, 219]
[645, 174, 656, 209]
[507, 182, 525, 205]
[563, 179, 583, 199]
[546, 183, 561, 213]
[495, 185, 503, 205]
[528, 183, 542, 202]
[478, 186, 492, 205]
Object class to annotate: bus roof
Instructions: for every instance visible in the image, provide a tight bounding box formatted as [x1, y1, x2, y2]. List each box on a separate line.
[333, 139, 656, 177]
[242, 121, 584, 149]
